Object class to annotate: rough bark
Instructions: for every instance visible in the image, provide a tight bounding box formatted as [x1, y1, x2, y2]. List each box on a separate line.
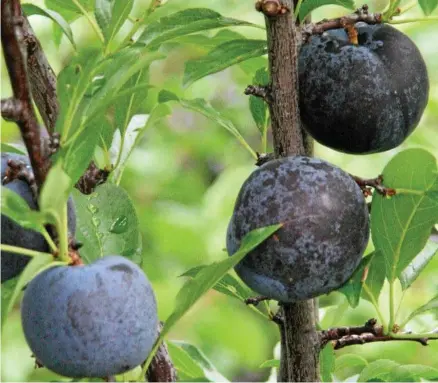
[261, 0, 320, 381]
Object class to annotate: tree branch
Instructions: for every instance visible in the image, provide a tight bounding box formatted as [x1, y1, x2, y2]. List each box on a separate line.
[351, 174, 396, 197]
[302, 5, 383, 42]
[21, 15, 59, 132]
[1, 0, 49, 188]
[255, 0, 319, 381]
[320, 319, 437, 350]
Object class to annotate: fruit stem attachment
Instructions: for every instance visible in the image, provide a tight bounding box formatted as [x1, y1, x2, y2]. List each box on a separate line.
[0, 244, 53, 258]
[56, 204, 70, 263]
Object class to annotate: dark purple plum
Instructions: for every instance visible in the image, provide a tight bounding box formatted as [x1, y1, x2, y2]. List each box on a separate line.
[299, 23, 429, 154]
[227, 156, 369, 302]
[21, 255, 158, 378]
[1, 153, 76, 282]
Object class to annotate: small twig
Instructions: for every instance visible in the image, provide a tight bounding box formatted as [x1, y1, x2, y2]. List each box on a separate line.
[320, 319, 435, 350]
[245, 296, 271, 306]
[1, 0, 50, 188]
[146, 322, 177, 382]
[75, 161, 111, 195]
[1, 98, 23, 121]
[244, 85, 272, 103]
[351, 174, 396, 197]
[302, 5, 383, 42]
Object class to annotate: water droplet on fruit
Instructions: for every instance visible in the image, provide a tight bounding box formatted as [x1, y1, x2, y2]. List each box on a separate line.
[87, 204, 98, 214]
[110, 216, 128, 234]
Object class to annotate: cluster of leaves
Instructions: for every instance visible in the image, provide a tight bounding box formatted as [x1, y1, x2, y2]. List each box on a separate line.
[1, 0, 438, 382]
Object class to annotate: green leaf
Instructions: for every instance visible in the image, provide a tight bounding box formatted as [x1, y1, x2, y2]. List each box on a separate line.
[178, 97, 256, 158]
[45, 0, 94, 15]
[109, 114, 150, 180]
[259, 359, 280, 368]
[320, 298, 350, 328]
[298, 0, 355, 21]
[362, 251, 386, 304]
[338, 253, 374, 308]
[249, 67, 270, 136]
[171, 29, 245, 51]
[170, 341, 229, 382]
[72, 183, 142, 265]
[371, 148, 438, 281]
[1, 253, 54, 331]
[358, 359, 400, 382]
[94, 0, 112, 40]
[167, 342, 207, 381]
[95, 0, 133, 44]
[55, 50, 102, 140]
[418, 0, 438, 15]
[138, 8, 260, 49]
[400, 240, 438, 290]
[387, 365, 420, 382]
[114, 69, 150, 135]
[161, 224, 282, 338]
[0, 143, 26, 155]
[335, 354, 368, 374]
[320, 343, 335, 382]
[22, 4, 76, 48]
[39, 161, 72, 225]
[402, 294, 438, 324]
[1, 187, 46, 233]
[392, 365, 438, 381]
[183, 39, 267, 87]
[180, 266, 252, 301]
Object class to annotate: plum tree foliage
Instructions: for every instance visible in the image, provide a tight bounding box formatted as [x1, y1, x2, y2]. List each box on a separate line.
[1, 0, 437, 382]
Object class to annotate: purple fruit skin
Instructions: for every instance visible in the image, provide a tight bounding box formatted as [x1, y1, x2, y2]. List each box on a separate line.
[21, 256, 158, 378]
[1, 153, 76, 282]
[227, 156, 369, 302]
[299, 23, 429, 154]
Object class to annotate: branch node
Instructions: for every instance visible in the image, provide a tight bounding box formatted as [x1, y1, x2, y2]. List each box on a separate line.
[351, 174, 396, 197]
[255, 0, 290, 16]
[1, 98, 23, 121]
[245, 296, 270, 306]
[244, 84, 272, 103]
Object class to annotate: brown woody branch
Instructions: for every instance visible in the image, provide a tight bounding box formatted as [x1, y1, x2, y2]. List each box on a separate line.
[320, 319, 435, 350]
[146, 323, 177, 382]
[1, 0, 49, 188]
[351, 174, 396, 197]
[302, 5, 383, 42]
[21, 15, 59, 132]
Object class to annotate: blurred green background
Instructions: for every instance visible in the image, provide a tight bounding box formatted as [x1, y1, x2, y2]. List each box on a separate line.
[1, 0, 437, 381]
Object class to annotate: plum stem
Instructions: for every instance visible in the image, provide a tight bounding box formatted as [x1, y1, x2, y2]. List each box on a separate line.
[56, 204, 70, 263]
[0, 244, 53, 258]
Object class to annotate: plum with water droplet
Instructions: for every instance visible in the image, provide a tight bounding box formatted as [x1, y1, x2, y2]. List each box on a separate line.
[21, 255, 158, 378]
[227, 156, 369, 302]
[299, 23, 429, 154]
[1, 153, 76, 282]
